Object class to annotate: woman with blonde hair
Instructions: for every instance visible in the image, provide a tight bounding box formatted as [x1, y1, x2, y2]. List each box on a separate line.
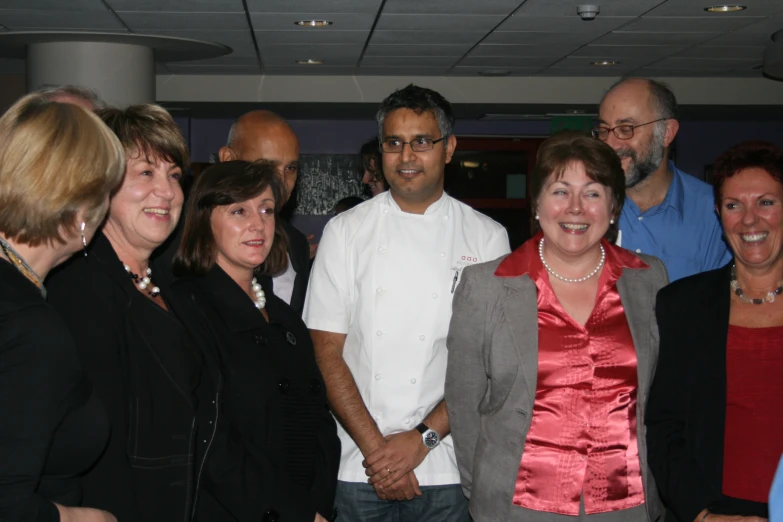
[0, 94, 125, 521]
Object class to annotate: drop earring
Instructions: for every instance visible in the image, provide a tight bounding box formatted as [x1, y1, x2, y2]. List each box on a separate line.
[80, 222, 88, 256]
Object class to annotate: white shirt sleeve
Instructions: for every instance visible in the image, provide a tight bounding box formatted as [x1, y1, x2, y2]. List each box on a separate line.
[485, 225, 512, 261]
[303, 219, 351, 334]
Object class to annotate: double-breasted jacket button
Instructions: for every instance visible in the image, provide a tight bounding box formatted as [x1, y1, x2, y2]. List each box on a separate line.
[262, 509, 280, 522]
[278, 378, 290, 393]
[254, 333, 266, 345]
[285, 331, 297, 345]
[309, 379, 322, 395]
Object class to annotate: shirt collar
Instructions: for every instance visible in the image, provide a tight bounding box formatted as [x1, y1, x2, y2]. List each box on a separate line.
[383, 190, 448, 215]
[495, 231, 649, 279]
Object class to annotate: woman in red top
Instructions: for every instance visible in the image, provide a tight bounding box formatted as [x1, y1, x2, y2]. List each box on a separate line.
[647, 141, 783, 522]
[446, 131, 668, 522]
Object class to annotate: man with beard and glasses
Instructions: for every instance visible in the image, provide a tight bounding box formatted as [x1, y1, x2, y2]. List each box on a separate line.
[304, 84, 510, 522]
[595, 78, 730, 281]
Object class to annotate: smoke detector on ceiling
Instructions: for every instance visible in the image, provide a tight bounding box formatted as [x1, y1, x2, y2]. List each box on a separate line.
[577, 5, 600, 20]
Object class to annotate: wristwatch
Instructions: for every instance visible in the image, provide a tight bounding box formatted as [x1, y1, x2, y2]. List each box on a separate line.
[415, 422, 441, 450]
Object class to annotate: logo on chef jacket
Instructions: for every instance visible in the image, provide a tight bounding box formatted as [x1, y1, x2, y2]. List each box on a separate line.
[453, 255, 480, 271]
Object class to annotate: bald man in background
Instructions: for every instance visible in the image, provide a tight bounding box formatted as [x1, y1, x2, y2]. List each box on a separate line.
[218, 110, 312, 315]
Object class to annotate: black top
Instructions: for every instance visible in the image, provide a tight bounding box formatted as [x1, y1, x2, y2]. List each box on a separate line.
[172, 265, 340, 522]
[647, 262, 769, 522]
[47, 233, 219, 522]
[0, 260, 109, 522]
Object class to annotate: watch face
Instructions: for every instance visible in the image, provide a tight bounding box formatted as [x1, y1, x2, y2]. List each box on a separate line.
[424, 431, 439, 448]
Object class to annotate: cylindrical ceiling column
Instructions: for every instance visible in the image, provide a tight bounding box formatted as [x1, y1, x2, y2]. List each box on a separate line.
[27, 41, 155, 107]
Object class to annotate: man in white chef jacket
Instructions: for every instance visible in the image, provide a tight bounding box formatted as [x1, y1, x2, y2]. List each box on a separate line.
[304, 84, 510, 522]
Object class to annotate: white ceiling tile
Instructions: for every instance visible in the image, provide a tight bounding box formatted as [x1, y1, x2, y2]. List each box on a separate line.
[361, 56, 459, 67]
[383, 0, 523, 15]
[366, 44, 472, 56]
[174, 55, 258, 66]
[262, 65, 358, 75]
[449, 65, 543, 75]
[250, 13, 376, 31]
[376, 14, 505, 31]
[650, 56, 760, 69]
[552, 55, 659, 68]
[370, 30, 486, 45]
[110, 0, 243, 12]
[484, 31, 602, 45]
[516, 0, 665, 17]
[458, 55, 560, 67]
[538, 67, 628, 76]
[0, 9, 123, 29]
[259, 45, 361, 66]
[702, 32, 774, 46]
[255, 30, 368, 45]
[635, 67, 727, 76]
[2, 0, 106, 9]
[622, 16, 765, 32]
[246, 0, 382, 14]
[676, 46, 766, 59]
[497, 15, 635, 32]
[646, 0, 783, 17]
[572, 44, 687, 59]
[470, 43, 582, 57]
[119, 12, 247, 30]
[592, 31, 717, 45]
[357, 65, 450, 75]
[166, 64, 260, 74]
[731, 12, 783, 34]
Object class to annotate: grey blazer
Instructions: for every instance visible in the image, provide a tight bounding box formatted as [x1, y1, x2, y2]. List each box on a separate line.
[445, 250, 668, 522]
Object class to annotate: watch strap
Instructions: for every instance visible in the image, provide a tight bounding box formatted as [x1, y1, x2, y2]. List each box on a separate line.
[415, 422, 429, 435]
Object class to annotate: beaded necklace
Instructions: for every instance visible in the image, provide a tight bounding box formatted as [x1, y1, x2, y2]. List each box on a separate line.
[0, 236, 46, 297]
[730, 264, 783, 305]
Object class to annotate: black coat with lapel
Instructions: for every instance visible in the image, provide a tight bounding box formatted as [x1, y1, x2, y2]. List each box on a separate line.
[47, 233, 217, 522]
[271, 219, 310, 315]
[170, 266, 340, 522]
[646, 262, 768, 522]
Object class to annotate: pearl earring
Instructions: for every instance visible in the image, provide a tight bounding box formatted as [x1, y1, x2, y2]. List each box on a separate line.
[610, 218, 615, 225]
[535, 214, 540, 221]
[80, 222, 88, 256]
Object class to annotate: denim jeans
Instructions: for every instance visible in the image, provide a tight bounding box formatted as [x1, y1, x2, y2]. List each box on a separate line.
[334, 480, 471, 522]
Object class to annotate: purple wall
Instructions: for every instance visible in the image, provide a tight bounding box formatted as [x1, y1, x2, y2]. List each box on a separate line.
[181, 116, 783, 183]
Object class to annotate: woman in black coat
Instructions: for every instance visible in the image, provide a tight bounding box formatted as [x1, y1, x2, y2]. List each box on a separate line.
[171, 160, 340, 522]
[0, 95, 125, 521]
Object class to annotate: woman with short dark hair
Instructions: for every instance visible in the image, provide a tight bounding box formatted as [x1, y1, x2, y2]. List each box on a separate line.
[446, 131, 668, 522]
[647, 141, 783, 522]
[172, 161, 340, 522]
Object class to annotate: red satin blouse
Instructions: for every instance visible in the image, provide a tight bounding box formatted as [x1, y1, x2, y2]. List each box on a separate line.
[723, 324, 783, 503]
[495, 234, 649, 515]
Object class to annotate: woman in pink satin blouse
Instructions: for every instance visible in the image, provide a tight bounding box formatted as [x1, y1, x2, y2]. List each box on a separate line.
[445, 131, 669, 522]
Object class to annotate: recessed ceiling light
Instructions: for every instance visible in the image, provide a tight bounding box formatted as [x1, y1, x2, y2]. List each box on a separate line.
[704, 5, 746, 12]
[590, 60, 620, 66]
[478, 69, 511, 76]
[295, 20, 333, 27]
[296, 59, 323, 65]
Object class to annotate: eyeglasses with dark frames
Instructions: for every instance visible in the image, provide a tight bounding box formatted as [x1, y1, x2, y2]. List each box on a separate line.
[591, 118, 667, 141]
[380, 135, 450, 153]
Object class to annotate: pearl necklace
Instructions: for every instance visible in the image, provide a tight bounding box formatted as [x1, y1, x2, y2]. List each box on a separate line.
[251, 277, 266, 309]
[538, 238, 605, 284]
[123, 264, 161, 298]
[730, 264, 783, 305]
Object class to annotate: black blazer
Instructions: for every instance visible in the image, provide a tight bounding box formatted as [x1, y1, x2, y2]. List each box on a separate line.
[0, 262, 109, 522]
[646, 262, 768, 522]
[171, 266, 340, 522]
[47, 233, 219, 522]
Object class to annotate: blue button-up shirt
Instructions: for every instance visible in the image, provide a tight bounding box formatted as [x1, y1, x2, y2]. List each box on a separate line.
[618, 161, 731, 282]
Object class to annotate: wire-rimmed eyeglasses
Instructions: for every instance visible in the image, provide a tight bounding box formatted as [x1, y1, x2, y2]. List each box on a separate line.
[380, 135, 450, 153]
[591, 118, 667, 141]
